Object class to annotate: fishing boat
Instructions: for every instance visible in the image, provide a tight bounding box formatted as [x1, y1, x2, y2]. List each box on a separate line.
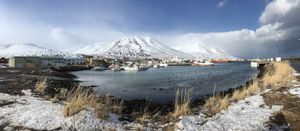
[192, 61, 214, 66]
[122, 65, 149, 71]
[111, 66, 122, 71]
[91, 66, 108, 71]
[159, 63, 168, 67]
[153, 64, 160, 68]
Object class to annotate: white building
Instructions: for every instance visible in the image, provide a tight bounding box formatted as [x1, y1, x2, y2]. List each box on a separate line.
[65, 57, 85, 66]
[40, 56, 66, 68]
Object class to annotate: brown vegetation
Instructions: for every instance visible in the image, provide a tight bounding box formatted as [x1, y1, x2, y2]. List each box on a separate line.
[204, 94, 230, 114]
[63, 88, 99, 117]
[169, 88, 192, 119]
[263, 90, 300, 130]
[204, 61, 295, 115]
[62, 88, 123, 119]
[34, 77, 48, 95]
[262, 62, 295, 90]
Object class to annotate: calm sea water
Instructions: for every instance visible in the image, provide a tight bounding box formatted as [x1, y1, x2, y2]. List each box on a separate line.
[72, 62, 258, 103]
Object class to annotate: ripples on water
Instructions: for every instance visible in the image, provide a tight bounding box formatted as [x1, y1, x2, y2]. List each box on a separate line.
[72, 62, 258, 103]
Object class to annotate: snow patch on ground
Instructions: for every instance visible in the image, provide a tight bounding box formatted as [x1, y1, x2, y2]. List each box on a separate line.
[176, 94, 282, 131]
[292, 72, 300, 76]
[0, 90, 125, 130]
[289, 87, 300, 97]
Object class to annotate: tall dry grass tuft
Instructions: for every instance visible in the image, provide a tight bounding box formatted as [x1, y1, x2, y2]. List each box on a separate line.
[136, 98, 150, 123]
[204, 94, 230, 114]
[246, 80, 260, 95]
[63, 88, 99, 117]
[170, 88, 192, 119]
[205, 80, 260, 114]
[62, 88, 123, 119]
[263, 62, 295, 90]
[231, 87, 248, 102]
[101, 94, 124, 115]
[34, 77, 48, 94]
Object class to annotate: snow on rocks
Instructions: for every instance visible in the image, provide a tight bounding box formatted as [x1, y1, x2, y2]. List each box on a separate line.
[0, 90, 124, 130]
[176, 94, 282, 131]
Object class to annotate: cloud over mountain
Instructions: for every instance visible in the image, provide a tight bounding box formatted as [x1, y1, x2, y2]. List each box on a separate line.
[169, 0, 300, 58]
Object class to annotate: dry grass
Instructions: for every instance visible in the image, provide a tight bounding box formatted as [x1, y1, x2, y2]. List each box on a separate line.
[204, 61, 296, 115]
[231, 80, 260, 101]
[101, 94, 124, 115]
[204, 94, 230, 114]
[34, 77, 48, 94]
[246, 80, 260, 95]
[262, 62, 295, 90]
[231, 87, 247, 101]
[170, 88, 192, 119]
[63, 88, 99, 117]
[205, 80, 260, 114]
[136, 98, 150, 123]
[62, 88, 123, 119]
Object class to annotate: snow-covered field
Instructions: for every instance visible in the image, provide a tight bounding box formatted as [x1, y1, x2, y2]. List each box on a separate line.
[176, 94, 282, 131]
[0, 90, 124, 130]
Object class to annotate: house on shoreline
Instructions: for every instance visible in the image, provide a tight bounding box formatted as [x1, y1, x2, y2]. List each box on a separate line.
[0, 57, 8, 65]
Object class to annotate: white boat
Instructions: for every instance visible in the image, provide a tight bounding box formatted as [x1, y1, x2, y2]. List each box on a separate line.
[91, 66, 108, 71]
[153, 64, 160, 68]
[111, 66, 122, 71]
[192, 61, 214, 66]
[159, 63, 168, 67]
[122, 65, 149, 71]
[123, 66, 139, 71]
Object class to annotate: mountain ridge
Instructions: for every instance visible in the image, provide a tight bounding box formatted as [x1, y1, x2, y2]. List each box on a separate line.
[0, 43, 71, 58]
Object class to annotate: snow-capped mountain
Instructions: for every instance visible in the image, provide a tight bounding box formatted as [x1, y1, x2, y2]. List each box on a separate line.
[195, 44, 236, 59]
[0, 43, 70, 58]
[75, 36, 194, 59]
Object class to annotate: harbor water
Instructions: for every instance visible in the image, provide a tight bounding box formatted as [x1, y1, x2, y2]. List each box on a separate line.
[72, 62, 259, 103]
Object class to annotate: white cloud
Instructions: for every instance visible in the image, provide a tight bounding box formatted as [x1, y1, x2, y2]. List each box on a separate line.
[259, 0, 300, 25]
[0, 0, 300, 58]
[217, 0, 227, 8]
[165, 0, 300, 58]
[165, 25, 280, 58]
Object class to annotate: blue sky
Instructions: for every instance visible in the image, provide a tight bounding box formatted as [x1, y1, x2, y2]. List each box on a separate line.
[1, 0, 266, 33]
[0, 0, 299, 58]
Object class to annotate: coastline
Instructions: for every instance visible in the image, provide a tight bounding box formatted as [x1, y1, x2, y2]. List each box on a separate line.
[1, 62, 297, 130]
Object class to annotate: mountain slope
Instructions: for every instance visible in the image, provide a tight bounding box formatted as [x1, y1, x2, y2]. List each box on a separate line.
[195, 44, 236, 59]
[0, 43, 69, 58]
[75, 36, 194, 59]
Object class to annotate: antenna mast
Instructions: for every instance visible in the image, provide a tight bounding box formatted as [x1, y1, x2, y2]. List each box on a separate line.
[276, 32, 279, 58]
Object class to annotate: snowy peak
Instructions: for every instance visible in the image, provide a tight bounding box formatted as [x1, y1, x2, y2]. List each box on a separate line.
[196, 44, 236, 59]
[0, 43, 69, 58]
[75, 36, 194, 59]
